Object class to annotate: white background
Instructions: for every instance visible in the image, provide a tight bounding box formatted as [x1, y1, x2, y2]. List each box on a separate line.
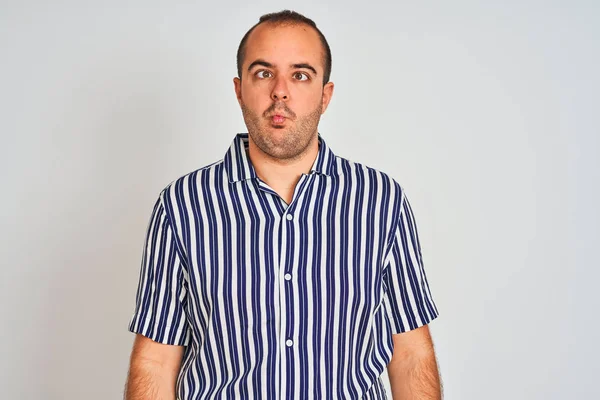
[1, 0, 598, 399]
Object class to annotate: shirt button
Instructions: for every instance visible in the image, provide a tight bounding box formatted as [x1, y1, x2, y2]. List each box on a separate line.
[284, 273, 292, 281]
[285, 339, 294, 347]
[286, 214, 293, 221]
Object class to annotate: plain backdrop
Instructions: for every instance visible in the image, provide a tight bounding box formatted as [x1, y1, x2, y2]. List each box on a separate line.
[1, 0, 598, 399]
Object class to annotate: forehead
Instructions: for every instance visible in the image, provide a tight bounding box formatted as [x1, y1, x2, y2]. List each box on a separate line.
[244, 22, 323, 69]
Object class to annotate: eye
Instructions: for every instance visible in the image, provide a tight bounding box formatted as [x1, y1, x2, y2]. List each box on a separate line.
[293, 72, 309, 81]
[255, 70, 273, 79]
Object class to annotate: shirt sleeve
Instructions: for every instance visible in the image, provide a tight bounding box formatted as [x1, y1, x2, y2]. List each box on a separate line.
[128, 194, 190, 346]
[382, 191, 439, 334]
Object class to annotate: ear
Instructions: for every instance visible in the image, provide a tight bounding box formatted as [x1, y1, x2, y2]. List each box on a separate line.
[321, 81, 334, 114]
[233, 77, 242, 107]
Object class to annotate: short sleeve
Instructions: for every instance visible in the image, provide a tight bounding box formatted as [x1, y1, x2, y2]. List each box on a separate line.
[128, 195, 190, 345]
[382, 191, 439, 334]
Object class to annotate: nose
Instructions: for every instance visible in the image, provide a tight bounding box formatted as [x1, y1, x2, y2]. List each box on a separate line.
[271, 76, 289, 101]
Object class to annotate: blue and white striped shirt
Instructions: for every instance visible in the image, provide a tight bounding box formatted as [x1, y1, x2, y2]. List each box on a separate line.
[128, 133, 439, 399]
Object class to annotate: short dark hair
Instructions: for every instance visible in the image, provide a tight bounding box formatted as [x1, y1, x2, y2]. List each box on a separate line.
[236, 10, 332, 85]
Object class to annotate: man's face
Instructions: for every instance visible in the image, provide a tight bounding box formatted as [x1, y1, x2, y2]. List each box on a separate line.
[234, 22, 334, 161]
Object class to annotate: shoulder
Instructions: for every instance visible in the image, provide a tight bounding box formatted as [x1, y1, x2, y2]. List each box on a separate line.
[157, 159, 225, 204]
[332, 154, 405, 201]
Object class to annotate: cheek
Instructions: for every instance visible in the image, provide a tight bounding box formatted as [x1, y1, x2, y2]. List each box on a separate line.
[242, 82, 271, 110]
[293, 88, 323, 113]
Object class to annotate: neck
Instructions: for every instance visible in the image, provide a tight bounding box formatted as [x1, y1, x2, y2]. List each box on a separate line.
[246, 134, 319, 202]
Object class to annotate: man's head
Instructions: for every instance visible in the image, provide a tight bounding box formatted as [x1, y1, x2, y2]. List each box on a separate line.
[237, 11, 332, 86]
[233, 10, 334, 162]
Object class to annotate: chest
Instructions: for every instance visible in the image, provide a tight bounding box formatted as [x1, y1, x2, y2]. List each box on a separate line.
[175, 173, 395, 329]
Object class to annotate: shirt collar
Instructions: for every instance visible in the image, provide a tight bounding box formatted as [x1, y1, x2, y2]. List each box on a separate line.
[224, 133, 336, 183]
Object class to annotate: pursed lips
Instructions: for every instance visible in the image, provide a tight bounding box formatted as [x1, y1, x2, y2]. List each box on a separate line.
[271, 114, 286, 124]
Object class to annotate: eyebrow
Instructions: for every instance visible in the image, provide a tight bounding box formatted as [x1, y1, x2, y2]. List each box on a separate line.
[247, 59, 318, 76]
[292, 63, 318, 75]
[247, 59, 273, 71]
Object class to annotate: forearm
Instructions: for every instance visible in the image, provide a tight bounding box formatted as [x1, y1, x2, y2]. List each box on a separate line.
[387, 350, 442, 400]
[124, 359, 178, 400]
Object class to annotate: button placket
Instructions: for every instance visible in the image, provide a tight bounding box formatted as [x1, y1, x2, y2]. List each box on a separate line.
[278, 174, 315, 397]
[283, 210, 295, 352]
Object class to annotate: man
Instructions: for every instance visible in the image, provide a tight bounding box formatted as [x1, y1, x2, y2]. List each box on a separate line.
[125, 10, 441, 400]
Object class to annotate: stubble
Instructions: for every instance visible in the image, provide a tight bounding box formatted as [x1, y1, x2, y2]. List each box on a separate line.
[240, 100, 323, 161]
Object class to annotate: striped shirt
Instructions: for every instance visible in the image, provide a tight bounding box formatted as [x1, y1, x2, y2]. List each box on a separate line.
[128, 133, 439, 399]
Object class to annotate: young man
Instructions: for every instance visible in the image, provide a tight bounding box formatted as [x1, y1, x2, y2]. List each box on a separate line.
[125, 10, 441, 400]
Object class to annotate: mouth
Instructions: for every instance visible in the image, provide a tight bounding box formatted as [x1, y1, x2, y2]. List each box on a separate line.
[271, 115, 286, 124]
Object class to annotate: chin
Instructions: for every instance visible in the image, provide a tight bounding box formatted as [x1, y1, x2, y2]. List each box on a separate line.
[262, 127, 291, 141]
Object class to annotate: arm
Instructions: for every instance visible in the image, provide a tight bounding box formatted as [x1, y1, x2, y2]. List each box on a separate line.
[387, 325, 442, 399]
[124, 334, 185, 400]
